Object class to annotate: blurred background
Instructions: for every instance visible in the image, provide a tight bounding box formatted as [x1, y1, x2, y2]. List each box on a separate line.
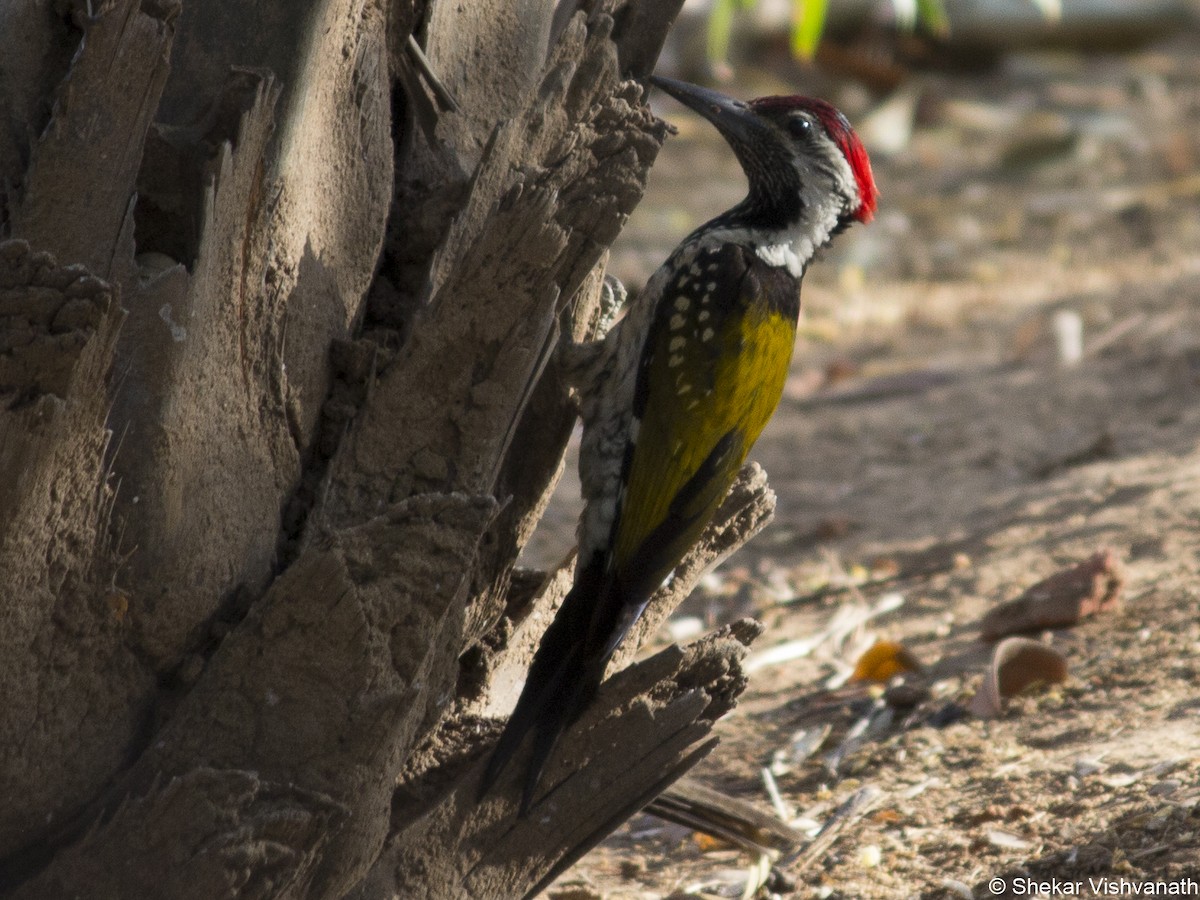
[531, 0, 1200, 580]
[533, 3, 1200, 896]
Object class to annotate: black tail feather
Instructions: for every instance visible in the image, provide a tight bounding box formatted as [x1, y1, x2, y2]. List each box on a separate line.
[477, 644, 572, 802]
[478, 558, 618, 812]
[516, 667, 593, 814]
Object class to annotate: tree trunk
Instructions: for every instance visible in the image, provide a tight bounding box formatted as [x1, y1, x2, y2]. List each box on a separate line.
[0, 0, 772, 896]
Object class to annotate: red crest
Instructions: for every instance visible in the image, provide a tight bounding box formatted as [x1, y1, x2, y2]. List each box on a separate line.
[751, 95, 878, 223]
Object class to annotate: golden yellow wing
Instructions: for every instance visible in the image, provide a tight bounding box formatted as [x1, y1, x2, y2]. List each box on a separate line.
[609, 243, 801, 602]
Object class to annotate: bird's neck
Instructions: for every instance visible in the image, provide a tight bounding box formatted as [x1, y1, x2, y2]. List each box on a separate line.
[694, 189, 844, 278]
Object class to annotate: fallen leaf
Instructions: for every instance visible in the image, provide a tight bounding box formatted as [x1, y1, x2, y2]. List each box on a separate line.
[692, 832, 733, 852]
[852, 640, 923, 683]
[980, 549, 1124, 640]
[986, 829, 1032, 850]
[970, 637, 1069, 718]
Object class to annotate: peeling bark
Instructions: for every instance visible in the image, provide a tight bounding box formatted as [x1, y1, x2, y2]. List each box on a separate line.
[14, 493, 498, 900]
[110, 74, 297, 667]
[0, 0, 767, 897]
[0, 0, 176, 858]
[8, 0, 176, 277]
[475, 462, 776, 717]
[356, 622, 761, 900]
[0, 241, 132, 863]
[318, 11, 669, 525]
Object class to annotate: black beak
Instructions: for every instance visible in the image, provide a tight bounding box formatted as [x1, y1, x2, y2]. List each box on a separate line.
[649, 75, 761, 146]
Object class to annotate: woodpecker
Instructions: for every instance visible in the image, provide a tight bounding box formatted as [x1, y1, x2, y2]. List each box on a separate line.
[481, 76, 878, 813]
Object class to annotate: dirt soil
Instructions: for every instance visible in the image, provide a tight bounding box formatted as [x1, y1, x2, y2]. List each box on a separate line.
[524, 27, 1200, 900]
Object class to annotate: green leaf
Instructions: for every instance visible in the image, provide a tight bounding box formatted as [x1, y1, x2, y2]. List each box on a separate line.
[707, 0, 737, 63]
[915, 0, 950, 37]
[791, 0, 829, 61]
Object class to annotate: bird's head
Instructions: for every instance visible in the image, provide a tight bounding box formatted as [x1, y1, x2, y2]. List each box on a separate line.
[650, 76, 877, 258]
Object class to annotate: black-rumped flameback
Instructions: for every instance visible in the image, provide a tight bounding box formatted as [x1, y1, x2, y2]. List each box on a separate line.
[482, 76, 878, 814]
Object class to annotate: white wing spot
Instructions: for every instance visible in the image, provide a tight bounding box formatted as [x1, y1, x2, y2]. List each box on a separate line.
[707, 262, 719, 272]
[698, 310, 711, 322]
[687, 398, 700, 409]
[701, 327, 715, 341]
[706, 282, 716, 292]
[668, 336, 686, 352]
[674, 296, 690, 311]
[669, 313, 685, 330]
[669, 354, 684, 367]
[689, 263, 702, 276]
[677, 381, 691, 394]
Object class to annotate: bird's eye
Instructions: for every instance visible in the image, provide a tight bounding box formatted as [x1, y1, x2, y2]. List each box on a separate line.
[787, 116, 813, 138]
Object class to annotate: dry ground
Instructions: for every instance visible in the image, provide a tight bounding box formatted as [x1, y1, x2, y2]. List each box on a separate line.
[524, 27, 1200, 900]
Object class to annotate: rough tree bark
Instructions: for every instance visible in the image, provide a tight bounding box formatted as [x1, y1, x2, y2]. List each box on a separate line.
[0, 0, 775, 897]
